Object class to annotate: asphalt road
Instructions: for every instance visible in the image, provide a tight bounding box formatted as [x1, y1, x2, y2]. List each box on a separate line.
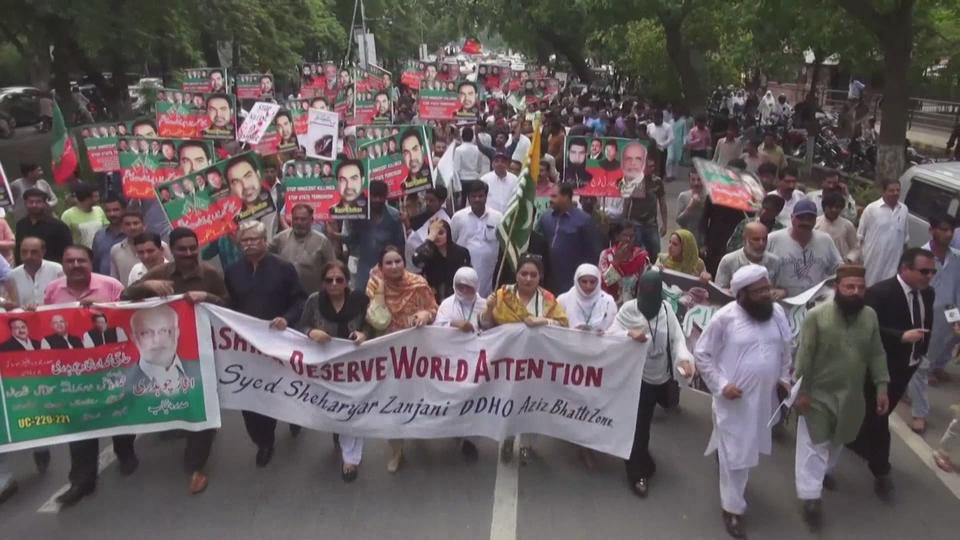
[2, 167, 960, 540]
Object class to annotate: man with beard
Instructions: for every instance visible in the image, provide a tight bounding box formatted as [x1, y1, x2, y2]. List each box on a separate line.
[806, 171, 857, 221]
[767, 199, 842, 297]
[332, 159, 366, 216]
[177, 141, 210, 175]
[715, 222, 783, 297]
[209, 70, 225, 93]
[275, 110, 296, 149]
[203, 94, 234, 137]
[793, 264, 889, 531]
[600, 140, 620, 171]
[400, 128, 431, 191]
[695, 264, 792, 539]
[226, 154, 273, 222]
[847, 248, 935, 501]
[563, 137, 592, 186]
[622, 148, 666, 256]
[373, 91, 391, 121]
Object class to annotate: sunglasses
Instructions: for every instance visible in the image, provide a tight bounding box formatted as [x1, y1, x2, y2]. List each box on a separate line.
[324, 277, 346, 284]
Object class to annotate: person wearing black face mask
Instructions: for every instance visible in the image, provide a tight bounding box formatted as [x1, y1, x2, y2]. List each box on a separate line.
[792, 264, 889, 532]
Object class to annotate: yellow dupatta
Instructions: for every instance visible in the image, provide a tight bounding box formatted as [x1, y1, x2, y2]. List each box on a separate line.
[489, 285, 569, 327]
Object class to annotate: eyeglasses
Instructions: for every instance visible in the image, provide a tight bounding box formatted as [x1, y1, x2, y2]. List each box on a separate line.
[324, 277, 346, 284]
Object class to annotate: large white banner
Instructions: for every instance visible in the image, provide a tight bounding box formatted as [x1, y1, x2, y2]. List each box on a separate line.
[203, 305, 647, 458]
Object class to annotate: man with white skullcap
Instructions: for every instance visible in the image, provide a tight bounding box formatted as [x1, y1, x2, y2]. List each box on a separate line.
[695, 264, 793, 539]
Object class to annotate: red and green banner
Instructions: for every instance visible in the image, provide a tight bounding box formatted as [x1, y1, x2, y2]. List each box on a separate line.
[118, 137, 214, 199]
[51, 100, 79, 184]
[300, 62, 341, 101]
[155, 89, 236, 140]
[358, 125, 433, 199]
[181, 67, 228, 94]
[281, 159, 368, 221]
[693, 158, 765, 212]
[0, 299, 220, 452]
[235, 73, 274, 100]
[563, 136, 650, 197]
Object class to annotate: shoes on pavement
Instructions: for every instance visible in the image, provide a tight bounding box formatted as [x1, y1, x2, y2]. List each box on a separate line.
[56, 483, 95, 507]
[341, 464, 358, 483]
[461, 439, 479, 462]
[255, 446, 274, 468]
[801, 499, 822, 532]
[33, 449, 50, 474]
[631, 478, 648, 498]
[722, 511, 747, 539]
[0, 481, 18, 504]
[518, 446, 532, 466]
[189, 472, 208, 494]
[910, 417, 927, 434]
[386, 446, 403, 473]
[289, 424, 302, 438]
[822, 474, 837, 491]
[118, 455, 140, 476]
[874, 475, 895, 502]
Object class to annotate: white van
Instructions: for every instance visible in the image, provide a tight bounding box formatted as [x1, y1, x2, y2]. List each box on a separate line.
[899, 162, 960, 247]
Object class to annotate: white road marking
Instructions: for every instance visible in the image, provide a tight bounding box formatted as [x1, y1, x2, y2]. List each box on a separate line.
[889, 413, 960, 499]
[489, 438, 519, 540]
[37, 443, 116, 513]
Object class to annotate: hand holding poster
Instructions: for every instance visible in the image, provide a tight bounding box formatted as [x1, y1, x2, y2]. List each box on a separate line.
[281, 158, 368, 221]
[156, 152, 274, 246]
[693, 158, 765, 212]
[0, 299, 220, 452]
[181, 67, 228, 93]
[359, 125, 434, 199]
[156, 89, 237, 140]
[302, 109, 340, 161]
[119, 137, 214, 199]
[237, 102, 281, 145]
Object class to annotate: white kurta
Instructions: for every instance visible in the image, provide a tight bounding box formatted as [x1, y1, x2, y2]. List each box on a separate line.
[450, 206, 503, 298]
[695, 302, 792, 470]
[857, 199, 909, 286]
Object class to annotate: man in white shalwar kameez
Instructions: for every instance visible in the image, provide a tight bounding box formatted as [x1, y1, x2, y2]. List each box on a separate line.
[695, 264, 792, 539]
[857, 179, 909, 286]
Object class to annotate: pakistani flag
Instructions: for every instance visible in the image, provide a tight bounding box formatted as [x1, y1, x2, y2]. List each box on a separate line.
[496, 114, 541, 275]
[50, 98, 78, 184]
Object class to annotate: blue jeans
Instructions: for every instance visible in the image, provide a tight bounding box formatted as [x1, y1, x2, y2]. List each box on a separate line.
[633, 223, 661, 257]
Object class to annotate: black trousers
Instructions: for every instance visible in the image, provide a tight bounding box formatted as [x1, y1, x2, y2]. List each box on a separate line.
[241, 411, 277, 449]
[846, 363, 916, 477]
[68, 430, 215, 487]
[624, 381, 668, 483]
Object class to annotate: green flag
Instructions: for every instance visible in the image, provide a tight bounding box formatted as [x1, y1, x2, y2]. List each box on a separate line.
[51, 99, 78, 184]
[496, 170, 537, 276]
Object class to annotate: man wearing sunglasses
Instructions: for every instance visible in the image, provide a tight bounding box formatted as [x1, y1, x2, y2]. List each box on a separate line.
[847, 247, 935, 502]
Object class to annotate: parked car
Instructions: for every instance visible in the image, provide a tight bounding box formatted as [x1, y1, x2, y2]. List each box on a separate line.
[900, 161, 960, 247]
[0, 86, 44, 126]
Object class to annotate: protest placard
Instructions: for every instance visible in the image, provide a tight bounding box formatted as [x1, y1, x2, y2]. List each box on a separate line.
[301, 109, 339, 161]
[564, 136, 647, 197]
[181, 67, 228, 94]
[358, 125, 433, 199]
[74, 121, 141, 172]
[118, 137, 214, 200]
[156, 89, 237, 140]
[299, 62, 340, 101]
[418, 80, 460, 120]
[237, 102, 281, 145]
[0, 299, 220, 453]
[235, 73, 274, 100]
[281, 158, 367, 221]
[693, 158, 766, 212]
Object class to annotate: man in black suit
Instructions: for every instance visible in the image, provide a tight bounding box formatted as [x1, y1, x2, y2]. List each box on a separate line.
[41, 314, 84, 349]
[847, 247, 936, 500]
[82, 313, 127, 348]
[0, 318, 40, 351]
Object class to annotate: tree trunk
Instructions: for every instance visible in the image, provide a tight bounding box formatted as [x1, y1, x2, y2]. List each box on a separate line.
[805, 50, 823, 104]
[538, 29, 591, 83]
[875, 24, 912, 184]
[660, 14, 706, 113]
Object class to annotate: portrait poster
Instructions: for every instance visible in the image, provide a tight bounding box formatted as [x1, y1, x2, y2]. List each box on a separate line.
[358, 125, 433, 199]
[693, 158, 765, 212]
[74, 121, 141, 172]
[236, 73, 274, 100]
[564, 136, 646, 197]
[353, 67, 387, 94]
[237, 102, 281, 145]
[353, 89, 392, 126]
[155, 152, 273, 246]
[250, 111, 299, 158]
[181, 67, 228, 94]
[0, 299, 220, 453]
[302, 109, 339, 161]
[118, 137, 214, 200]
[281, 158, 367, 221]
[155, 89, 237, 140]
[286, 97, 330, 135]
[478, 63, 507, 96]
[299, 62, 341, 101]
[400, 61, 436, 90]
[417, 80, 460, 120]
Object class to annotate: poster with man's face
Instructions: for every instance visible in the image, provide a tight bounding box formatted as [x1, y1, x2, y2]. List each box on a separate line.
[181, 67, 228, 94]
[119, 137, 214, 200]
[0, 300, 220, 452]
[417, 80, 462, 121]
[358, 125, 433, 199]
[300, 62, 340, 101]
[564, 136, 649, 197]
[354, 90, 392, 125]
[155, 88, 237, 140]
[236, 73, 274, 100]
[74, 121, 139, 172]
[281, 158, 367, 221]
[156, 151, 272, 246]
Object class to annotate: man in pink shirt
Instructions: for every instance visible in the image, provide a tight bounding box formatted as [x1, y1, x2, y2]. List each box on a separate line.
[685, 114, 712, 160]
[42, 244, 131, 508]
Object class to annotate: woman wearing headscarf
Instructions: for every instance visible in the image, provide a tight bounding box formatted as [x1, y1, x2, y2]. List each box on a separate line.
[537, 154, 560, 197]
[608, 270, 695, 497]
[759, 90, 778, 126]
[434, 266, 487, 461]
[481, 254, 568, 464]
[656, 229, 712, 282]
[300, 261, 370, 482]
[412, 219, 471, 302]
[366, 245, 438, 473]
[599, 222, 649, 305]
[558, 264, 619, 333]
